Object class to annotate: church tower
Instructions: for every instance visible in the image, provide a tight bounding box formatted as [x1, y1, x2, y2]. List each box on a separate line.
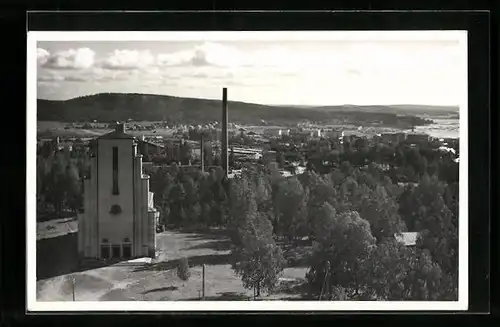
[78, 123, 158, 261]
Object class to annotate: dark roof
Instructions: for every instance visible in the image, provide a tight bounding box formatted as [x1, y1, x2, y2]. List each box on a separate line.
[138, 139, 164, 148]
[98, 130, 136, 140]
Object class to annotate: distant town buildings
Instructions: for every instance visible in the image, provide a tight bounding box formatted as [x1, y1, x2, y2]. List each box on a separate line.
[406, 133, 430, 144]
[380, 132, 407, 144]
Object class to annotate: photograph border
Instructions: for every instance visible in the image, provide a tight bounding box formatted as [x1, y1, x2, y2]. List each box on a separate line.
[27, 29, 469, 312]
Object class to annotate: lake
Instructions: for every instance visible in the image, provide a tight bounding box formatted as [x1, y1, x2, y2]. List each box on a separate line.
[413, 118, 460, 139]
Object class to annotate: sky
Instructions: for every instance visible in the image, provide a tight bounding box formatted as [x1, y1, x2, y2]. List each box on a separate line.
[36, 32, 466, 106]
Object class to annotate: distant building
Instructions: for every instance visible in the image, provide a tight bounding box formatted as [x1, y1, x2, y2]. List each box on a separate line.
[137, 138, 164, 158]
[406, 133, 430, 144]
[262, 150, 277, 162]
[324, 130, 343, 140]
[381, 132, 406, 144]
[438, 146, 456, 155]
[78, 123, 158, 261]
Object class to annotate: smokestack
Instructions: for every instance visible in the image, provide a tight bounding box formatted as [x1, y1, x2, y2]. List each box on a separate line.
[200, 134, 205, 173]
[221, 88, 228, 176]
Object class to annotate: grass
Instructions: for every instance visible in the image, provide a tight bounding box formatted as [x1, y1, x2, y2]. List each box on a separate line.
[36, 228, 310, 301]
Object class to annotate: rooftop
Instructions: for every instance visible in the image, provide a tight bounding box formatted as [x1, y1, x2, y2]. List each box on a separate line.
[98, 122, 135, 140]
[394, 232, 420, 246]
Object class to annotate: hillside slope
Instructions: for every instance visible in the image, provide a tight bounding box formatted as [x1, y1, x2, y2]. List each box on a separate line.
[37, 93, 454, 126]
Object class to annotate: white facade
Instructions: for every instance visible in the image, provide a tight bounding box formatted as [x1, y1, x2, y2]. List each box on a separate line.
[78, 124, 159, 260]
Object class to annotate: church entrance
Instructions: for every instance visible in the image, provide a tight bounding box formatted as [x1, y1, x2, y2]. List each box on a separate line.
[111, 244, 121, 259]
[122, 244, 132, 259]
[100, 245, 110, 259]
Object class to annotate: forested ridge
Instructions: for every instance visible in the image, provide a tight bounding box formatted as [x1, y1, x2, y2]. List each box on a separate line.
[37, 93, 448, 127]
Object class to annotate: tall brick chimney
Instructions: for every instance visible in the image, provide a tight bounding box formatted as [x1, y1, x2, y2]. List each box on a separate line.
[221, 88, 228, 176]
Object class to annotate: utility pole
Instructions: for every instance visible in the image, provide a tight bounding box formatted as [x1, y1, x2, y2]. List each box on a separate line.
[72, 277, 76, 301]
[319, 261, 331, 301]
[202, 264, 206, 300]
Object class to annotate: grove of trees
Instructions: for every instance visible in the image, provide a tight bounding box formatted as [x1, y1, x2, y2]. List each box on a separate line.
[37, 143, 88, 219]
[148, 143, 458, 300]
[37, 134, 459, 300]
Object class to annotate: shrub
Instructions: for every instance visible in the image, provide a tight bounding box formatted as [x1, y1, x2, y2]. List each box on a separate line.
[283, 246, 313, 267]
[177, 257, 191, 281]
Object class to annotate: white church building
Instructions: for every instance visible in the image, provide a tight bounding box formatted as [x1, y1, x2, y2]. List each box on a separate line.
[77, 123, 159, 260]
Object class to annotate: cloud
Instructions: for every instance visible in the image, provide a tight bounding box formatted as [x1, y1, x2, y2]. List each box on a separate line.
[37, 72, 65, 82]
[43, 48, 95, 70]
[346, 69, 362, 76]
[191, 71, 209, 78]
[157, 42, 243, 67]
[100, 49, 155, 70]
[37, 72, 91, 83]
[64, 75, 91, 82]
[37, 48, 50, 65]
[189, 69, 233, 80]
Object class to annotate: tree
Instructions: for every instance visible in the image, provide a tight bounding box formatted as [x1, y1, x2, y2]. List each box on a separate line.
[200, 202, 212, 227]
[180, 141, 193, 165]
[357, 185, 407, 243]
[65, 163, 82, 213]
[228, 175, 256, 244]
[366, 239, 415, 300]
[45, 154, 68, 214]
[307, 208, 377, 299]
[37, 156, 52, 213]
[399, 175, 457, 276]
[303, 172, 337, 240]
[276, 177, 309, 242]
[169, 182, 186, 225]
[253, 172, 273, 215]
[182, 175, 199, 207]
[276, 151, 285, 169]
[400, 248, 448, 301]
[231, 196, 286, 297]
[186, 202, 201, 226]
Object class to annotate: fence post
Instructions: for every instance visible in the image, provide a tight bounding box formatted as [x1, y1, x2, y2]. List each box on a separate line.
[202, 264, 206, 300]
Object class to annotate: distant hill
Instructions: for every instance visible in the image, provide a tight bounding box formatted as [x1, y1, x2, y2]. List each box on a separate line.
[276, 104, 459, 115]
[37, 93, 450, 126]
